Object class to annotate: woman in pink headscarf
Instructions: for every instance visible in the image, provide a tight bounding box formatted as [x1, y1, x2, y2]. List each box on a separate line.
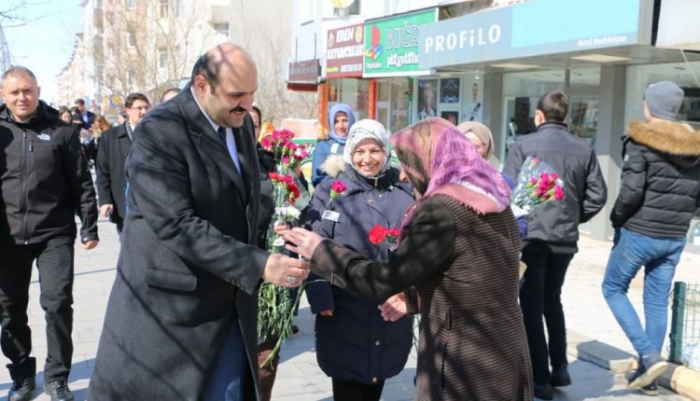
[285, 118, 533, 400]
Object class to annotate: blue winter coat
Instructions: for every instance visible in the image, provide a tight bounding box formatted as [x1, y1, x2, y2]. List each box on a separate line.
[306, 167, 414, 384]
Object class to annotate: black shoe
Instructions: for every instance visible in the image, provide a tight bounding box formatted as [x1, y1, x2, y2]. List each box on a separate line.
[641, 380, 659, 396]
[44, 380, 75, 401]
[292, 325, 299, 335]
[534, 383, 553, 400]
[7, 358, 36, 401]
[551, 364, 571, 387]
[8, 376, 35, 401]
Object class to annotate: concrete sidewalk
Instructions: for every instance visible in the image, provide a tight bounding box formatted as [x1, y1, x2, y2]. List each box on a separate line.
[0, 220, 695, 400]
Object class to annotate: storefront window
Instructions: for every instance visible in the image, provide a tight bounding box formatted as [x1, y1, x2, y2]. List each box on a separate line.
[412, 74, 483, 126]
[375, 78, 411, 135]
[390, 78, 410, 134]
[502, 70, 565, 156]
[327, 78, 369, 122]
[625, 61, 700, 127]
[568, 67, 601, 145]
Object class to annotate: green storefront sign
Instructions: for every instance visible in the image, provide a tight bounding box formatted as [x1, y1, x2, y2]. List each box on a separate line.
[363, 8, 437, 77]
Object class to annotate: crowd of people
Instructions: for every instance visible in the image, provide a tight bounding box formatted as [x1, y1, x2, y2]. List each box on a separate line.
[0, 40, 698, 401]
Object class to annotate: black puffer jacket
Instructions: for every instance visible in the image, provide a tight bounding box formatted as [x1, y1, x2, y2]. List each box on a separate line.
[503, 122, 607, 246]
[611, 120, 700, 238]
[0, 102, 98, 245]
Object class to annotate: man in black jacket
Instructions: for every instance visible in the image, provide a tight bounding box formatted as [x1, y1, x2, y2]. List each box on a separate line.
[504, 91, 607, 400]
[603, 81, 700, 394]
[95, 92, 150, 233]
[0, 66, 99, 401]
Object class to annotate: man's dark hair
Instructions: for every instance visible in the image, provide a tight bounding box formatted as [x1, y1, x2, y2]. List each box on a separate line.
[252, 105, 262, 125]
[537, 91, 569, 123]
[1, 66, 37, 84]
[190, 53, 221, 94]
[74, 98, 86, 106]
[160, 87, 181, 103]
[125, 92, 150, 108]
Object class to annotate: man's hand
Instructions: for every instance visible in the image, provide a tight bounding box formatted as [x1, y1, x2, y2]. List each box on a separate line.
[100, 204, 113, 218]
[83, 240, 99, 250]
[380, 293, 407, 322]
[318, 309, 334, 317]
[262, 253, 309, 288]
[284, 228, 324, 260]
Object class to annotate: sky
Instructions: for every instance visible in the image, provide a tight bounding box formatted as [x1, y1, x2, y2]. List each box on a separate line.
[3, 0, 84, 103]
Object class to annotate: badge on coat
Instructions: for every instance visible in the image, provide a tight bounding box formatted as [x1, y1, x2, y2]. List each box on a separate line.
[322, 210, 340, 223]
[37, 134, 51, 141]
[330, 143, 340, 154]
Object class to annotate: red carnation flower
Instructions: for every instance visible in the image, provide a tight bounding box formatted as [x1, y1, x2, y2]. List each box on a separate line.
[368, 225, 387, 245]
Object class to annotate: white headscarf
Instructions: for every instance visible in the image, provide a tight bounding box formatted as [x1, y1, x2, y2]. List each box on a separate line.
[343, 119, 391, 175]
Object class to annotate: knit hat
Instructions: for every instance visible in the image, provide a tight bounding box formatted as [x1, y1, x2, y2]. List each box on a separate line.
[645, 81, 684, 121]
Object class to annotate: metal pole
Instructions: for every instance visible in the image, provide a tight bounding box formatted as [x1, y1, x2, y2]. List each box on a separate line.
[670, 281, 687, 364]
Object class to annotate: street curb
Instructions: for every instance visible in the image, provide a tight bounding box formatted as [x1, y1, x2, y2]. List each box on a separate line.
[567, 330, 700, 401]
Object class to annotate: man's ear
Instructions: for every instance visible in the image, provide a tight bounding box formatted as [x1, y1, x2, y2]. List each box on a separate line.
[534, 110, 545, 126]
[193, 76, 208, 94]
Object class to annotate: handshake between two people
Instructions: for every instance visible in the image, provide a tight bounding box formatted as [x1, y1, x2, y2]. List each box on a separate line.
[260, 223, 320, 289]
[267, 224, 410, 322]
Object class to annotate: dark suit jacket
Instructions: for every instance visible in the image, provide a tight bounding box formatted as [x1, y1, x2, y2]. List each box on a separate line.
[83, 110, 96, 130]
[95, 123, 131, 224]
[88, 87, 269, 400]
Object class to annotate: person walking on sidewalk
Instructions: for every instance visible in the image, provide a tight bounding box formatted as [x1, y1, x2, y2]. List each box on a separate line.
[504, 91, 607, 400]
[95, 92, 150, 235]
[603, 81, 700, 394]
[0, 66, 100, 401]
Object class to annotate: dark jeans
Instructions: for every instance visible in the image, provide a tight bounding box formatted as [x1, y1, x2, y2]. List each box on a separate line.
[0, 236, 75, 382]
[520, 242, 574, 385]
[332, 378, 385, 401]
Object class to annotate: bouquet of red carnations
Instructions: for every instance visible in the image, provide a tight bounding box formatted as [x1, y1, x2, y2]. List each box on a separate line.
[510, 156, 565, 218]
[258, 129, 311, 368]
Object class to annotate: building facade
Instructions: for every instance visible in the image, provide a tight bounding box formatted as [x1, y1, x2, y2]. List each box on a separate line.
[289, 0, 700, 245]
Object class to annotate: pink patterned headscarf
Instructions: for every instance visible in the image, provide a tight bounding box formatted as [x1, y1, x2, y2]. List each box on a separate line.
[391, 118, 511, 226]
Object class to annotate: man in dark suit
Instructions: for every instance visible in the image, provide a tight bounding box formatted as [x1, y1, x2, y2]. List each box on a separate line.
[95, 92, 150, 233]
[88, 43, 309, 401]
[73, 98, 95, 130]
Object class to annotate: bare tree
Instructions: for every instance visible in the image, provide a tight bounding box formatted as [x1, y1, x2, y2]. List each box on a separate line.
[229, 0, 317, 125]
[94, 0, 212, 106]
[0, 0, 26, 22]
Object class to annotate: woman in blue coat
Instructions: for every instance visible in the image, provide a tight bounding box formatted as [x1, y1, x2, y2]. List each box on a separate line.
[306, 119, 414, 401]
[311, 103, 356, 186]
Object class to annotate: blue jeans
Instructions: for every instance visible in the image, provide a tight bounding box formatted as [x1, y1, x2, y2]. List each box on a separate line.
[602, 228, 686, 357]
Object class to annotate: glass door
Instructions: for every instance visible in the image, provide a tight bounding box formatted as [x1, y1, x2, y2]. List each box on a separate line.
[376, 81, 391, 131]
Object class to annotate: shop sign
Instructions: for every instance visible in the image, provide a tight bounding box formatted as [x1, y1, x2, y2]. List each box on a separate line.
[420, 0, 649, 68]
[288, 59, 320, 83]
[327, 23, 365, 78]
[363, 9, 437, 78]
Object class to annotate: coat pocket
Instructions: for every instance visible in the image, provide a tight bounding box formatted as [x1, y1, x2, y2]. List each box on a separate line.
[145, 267, 197, 292]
